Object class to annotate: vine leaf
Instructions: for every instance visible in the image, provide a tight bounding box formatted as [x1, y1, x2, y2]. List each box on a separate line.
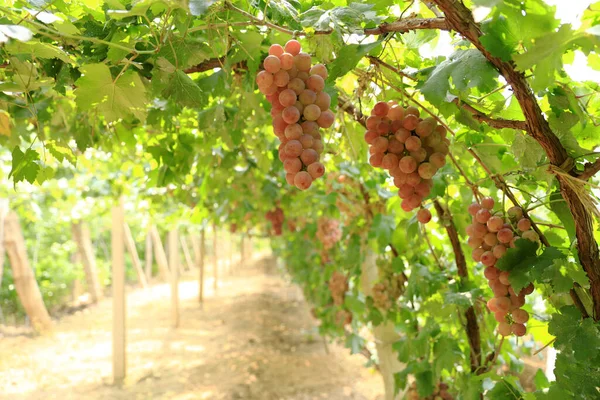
[327, 41, 381, 82]
[300, 3, 381, 33]
[163, 70, 205, 107]
[9, 146, 40, 185]
[75, 64, 147, 122]
[0, 111, 11, 137]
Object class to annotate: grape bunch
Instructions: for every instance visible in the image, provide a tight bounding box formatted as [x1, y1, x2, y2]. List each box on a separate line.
[256, 40, 335, 190]
[265, 207, 284, 236]
[406, 381, 453, 400]
[466, 197, 538, 336]
[363, 102, 450, 223]
[316, 218, 342, 250]
[371, 274, 404, 310]
[328, 271, 348, 306]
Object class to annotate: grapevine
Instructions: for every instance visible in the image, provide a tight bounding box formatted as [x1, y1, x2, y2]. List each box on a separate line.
[466, 198, 538, 337]
[363, 102, 449, 222]
[256, 40, 334, 190]
[328, 271, 352, 326]
[406, 381, 453, 400]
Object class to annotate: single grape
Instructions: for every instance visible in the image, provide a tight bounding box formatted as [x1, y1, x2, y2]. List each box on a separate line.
[309, 64, 328, 79]
[316, 110, 335, 128]
[410, 148, 427, 163]
[510, 293, 525, 308]
[297, 71, 309, 81]
[417, 162, 436, 179]
[284, 39, 301, 56]
[263, 55, 281, 73]
[435, 125, 447, 139]
[415, 118, 436, 137]
[405, 136, 422, 152]
[284, 140, 303, 157]
[366, 116, 381, 131]
[484, 232, 498, 246]
[273, 70, 290, 87]
[417, 208, 432, 224]
[294, 52, 312, 71]
[512, 323, 526, 336]
[288, 78, 306, 95]
[283, 157, 302, 173]
[414, 180, 432, 197]
[256, 70, 274, 88]
[494, 311, 508, 323]
[405, 194, 423, 209]
[468, 203, 481, 217]
[481, 197, 495, 209]
[387, 105, 404, 120]
[294, 171, 312, 190]
[300, 148, 319, 165]
[364, 130, 379, 144]
[262, 83, 278, 95]
[487, 298, 499, 312]
[279, 89, 297, 107]
[395, 128, 411, 143]
[393, 173, 408, 188]
[301, 121, 319, 135]
[475, 208, 492, 224]
[399, 156, 417, 174]
[282, 106, 301, 124]
[484, 266, 500, 280]
[498, 321, 512, 336]
[284, 123, 303, 140]
[307, 162, 325, 179]
[279, 53, 294, 70]
[496, 297, 511, 312]
[372, 101, 390, 117]
[405, 106, 420, 117]
[522, 283, 534, 295]
[269, 44, 284, 56]
[429, 152, 446, 168]
[472, 247, 485, 262]
[517, 218, 532, 231]
[498, 271, 510, 285]
[312, 139, 324, 153]
[405, 172, 422, 187]
[521, 230, 539, 242]
[402, 115, 419, 130]
[299, 134, 314, 149]
[315, 92, 331, 111]
[497, 228, 514, 244]
[272, 115, 287, 135]
[285, 173, 296, 185]
[372, 137, 389, 153]
[376, 120, 391, 135]
[303, 104, 321, 121]
[382, 153, 400, 170]
[507, 206, 523, 220]
[486, 216, 504, 232]
[299, 89, 317, 105]
[512, 309, 529, 324]
[388, 138, 405, 154]
[369, 153, 384, 167]
[468, 236, 484, 248]
[480, 251, 497, 267]
[492, 244, 507, 259]
[306, 75, 325, 92]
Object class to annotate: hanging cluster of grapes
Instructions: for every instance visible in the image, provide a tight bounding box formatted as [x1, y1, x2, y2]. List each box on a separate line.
[316, 218, 342, 250]
[363, 102, 450, 223]
[406, 382, 453, 400]
[256, 40, 335, 190]
[328, 271, 352, 326]
[466, 198, 538, 336]
[371, 259, 406, 310]
[265, 207, 284, 236]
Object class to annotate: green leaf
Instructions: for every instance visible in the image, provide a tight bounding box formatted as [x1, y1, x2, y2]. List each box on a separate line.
[534, 369, 550, 390]
[420, 49, 498, 105]
[548, 191, 576, 244]
[495, 239, 539, 272]
[156, 38, 210, 69]
[327, 41, 381, 81]
[9, 146, 40, 184]
[512, 131, 546, 170]
[300, 3, 382, 34]
[75, 64, 147, 122]
[480, 15, 518, 61]
[5, 41, 73, 63]
[163, 70, 204, 107]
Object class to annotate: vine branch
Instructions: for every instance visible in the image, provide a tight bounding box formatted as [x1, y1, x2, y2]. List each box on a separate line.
[579, 158, 600, 181]
[452, 99, 527, 130]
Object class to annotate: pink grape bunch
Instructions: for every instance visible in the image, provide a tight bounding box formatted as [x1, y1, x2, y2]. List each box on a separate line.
[466, 197, 539, 337]
[256, 40, 335, 190]
[363, 101, 450, 224]
[316, 218, 342, 250]
[266, 207, 284, 236]
[328, 271, 348, 306]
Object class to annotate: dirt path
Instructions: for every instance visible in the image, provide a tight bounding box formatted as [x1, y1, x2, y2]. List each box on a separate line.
[0, 255, 383, 400]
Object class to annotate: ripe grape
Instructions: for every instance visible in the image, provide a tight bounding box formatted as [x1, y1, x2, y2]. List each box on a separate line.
[284, 124, 302, 140]
[475, 208, 491, 224]
[395, 128, 411, 143]
[484, 266, 500, 280]
[417, 208, 432, 224]
[303, 104, 321, 121]
[294, 171, 312, 189]
[273, 70, 290, 87]
[498, 322, 512, 336]
[483, 232, 498, 246]
[480, 197, 495, 209]
[495, 311, 507, 323]
[497, 228, 514, 244]
[283, 158, 302, 173]
[269, 44, 284, 57]
[279, 89, 297, 107]
[256, 70, 274, 88]
[382, 153, 399, 170]
[372, 137, 389, 153]
[316, 110, 335, 128]
[402, 114, 419, 130]
[492, 244, 506, 258]
[306, 75, 325, 92]
[299, 89, 317, 105]
[315, 92, 331, 111]
[388, 138, 404, 153]
[429, 152, 446, 168]
[364, 130, 379, 145]
[480, 251, 497, 267]
[307, 162, 325, 179]
[282, 106, 301, 124]
[264, 55, 281, 73]
[512, 323, 526, 336]
[512, 309, 529, 324]
[280, 53, 294, 69]
[284, 39, 301, 56]
[405, 136, 422, 152]
[468, 236, 484, 249]
[486, 216, 504, 232]
[508, 206, 523, 220]
[399, 156, 417, 174]
[294, 52, 312, 71]
[373, 101, 390, 117]
[498, 271, 510, 285]
[309, 64, 328, 79]
[517, 218, 532, 231]
[387, 105, 404, 120]
[369, 153, 384, 167]
[284, 140, 303, 157]
[417, 162, 436, 179]
[468, 203, 481, 216]
[299, 134, 314, 149]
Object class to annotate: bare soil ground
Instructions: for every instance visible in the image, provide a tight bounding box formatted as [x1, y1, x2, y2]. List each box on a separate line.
[0, 255, 384, 400]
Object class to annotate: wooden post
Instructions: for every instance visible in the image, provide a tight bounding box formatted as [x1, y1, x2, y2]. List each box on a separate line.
[3, 212, 52, 332]
[149, 225, 170, 281]
[213, 223, 218, 291]
[192, 231, 205, 304]
[180, 235, 194, 271]
[112, 198, 126, 384]
[72, 222, 103, 303]
[144, 231, 152, 280]
[123, 223, 148, 288]
[168, 229, 179, 328]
